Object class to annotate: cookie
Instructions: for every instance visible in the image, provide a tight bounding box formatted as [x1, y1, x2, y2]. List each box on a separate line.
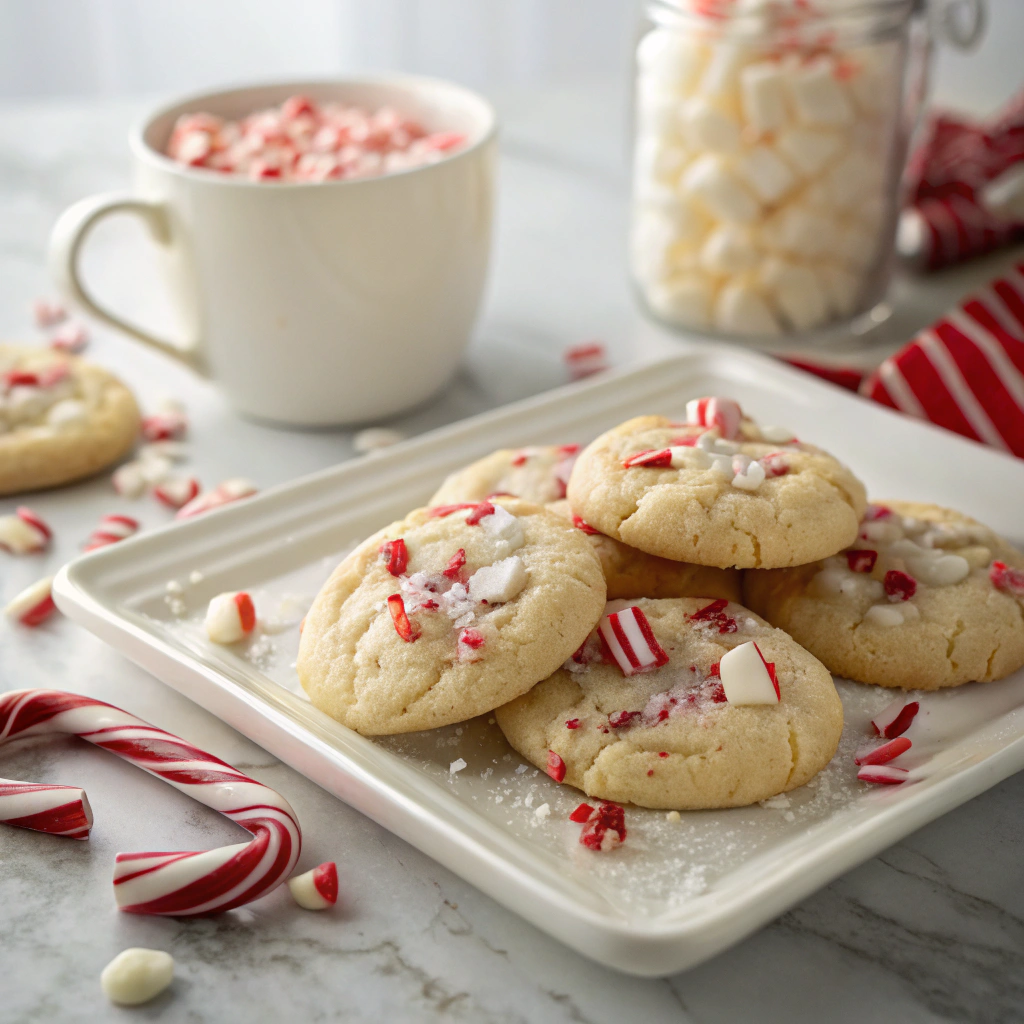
[494, 597, 843, 809]
[0, 344, 139, 495]
[429, 445, 579, 506]
[297, 497, 607, 735]
[744, 500, 1024, 690]
[566, 400, 866, 568]
[546, 499, 742, 603]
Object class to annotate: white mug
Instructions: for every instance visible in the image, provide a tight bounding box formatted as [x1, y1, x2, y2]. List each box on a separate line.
[49, 77, 497, 427]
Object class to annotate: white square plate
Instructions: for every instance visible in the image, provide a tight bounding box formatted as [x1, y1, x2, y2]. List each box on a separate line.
[54, 346, 1024, 977]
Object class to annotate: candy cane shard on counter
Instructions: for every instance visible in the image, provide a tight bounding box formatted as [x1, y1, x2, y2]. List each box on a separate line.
[0, 689, 300, 915]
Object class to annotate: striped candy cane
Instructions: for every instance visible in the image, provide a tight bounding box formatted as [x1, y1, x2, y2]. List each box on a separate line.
[0, 689, 301, 916]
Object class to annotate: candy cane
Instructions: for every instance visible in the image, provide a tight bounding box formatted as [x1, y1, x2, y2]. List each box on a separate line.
[0, 689, 300, 916]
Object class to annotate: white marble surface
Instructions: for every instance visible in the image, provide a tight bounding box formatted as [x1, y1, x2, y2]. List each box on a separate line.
[1, 86, 1023, 1024]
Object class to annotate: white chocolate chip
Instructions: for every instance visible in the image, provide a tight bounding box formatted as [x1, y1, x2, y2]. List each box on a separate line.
[865, 604, 903, 627]
[100, 948, 174, 1006]
[469, 556, 528, 605]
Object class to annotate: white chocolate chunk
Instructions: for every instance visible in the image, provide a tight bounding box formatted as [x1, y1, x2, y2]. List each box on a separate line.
[480, 505, 525, 556]
[682, 155, 760, 223]
[720, 641, 779, 705]
[101, 948, 174, 1006]
[788, 58, 854, 127]
[865, 604, 903, 627]
[759, 425, 796, 443]
[636, 29, 705, 92]
[741, 62, 790, 133]
[682, 99, 741, 153]
[759, 259, 829, 331]
[732, 457, 766, 491]
[288, 867, 333, 910]
[469, 556, 528, 605]
[714, 282, 780, 336]
[777, 128, 844, 177]
[646, 276, 714, 328]
[735, 145, 796, 203]
[700, 225, 759, 274]
[46, 398, 87, 427]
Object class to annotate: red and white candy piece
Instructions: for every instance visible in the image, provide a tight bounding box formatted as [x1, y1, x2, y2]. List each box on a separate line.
[0, 689, 301, 915]
[719, 641, 780, 705]
[4, 576, 57, 626]
[598, 605, 669, 676]
[857, 764, 909, 786]
[854, 736, 911, 766]
[685, 396, 742, 440]
[990, 560, 1024, 596]
[204, 591, 257, 644]
[153, 476, 200, 510]
[33, 298, 67, 327]
[288, 861, 338, 910]
[140, 401, 188, 442]
[569, 801, 627, 851]
[0, 507, 51, 554]
[871, 698, 919, 739]
[176, 478, 257, 519]
[387, 593, 419, 642]
[84, 514, 139, 551]
[0, 778, 92, 837]
[49, 321, 88, 353]
[112, 462, 148, 499]
[884, 569, 917, 602]
[563, 341, 609, 381]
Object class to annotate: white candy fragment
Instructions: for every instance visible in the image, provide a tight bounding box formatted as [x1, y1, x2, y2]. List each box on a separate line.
[287, 862, 338, 910]
[139, 440, 188, 462]
[864, 604, 903, 627]
[740, 62, 789, 133]
[759, 425, 796, 444]
[469, 556, 528, 605]
[735, 145, 796, 204]
[480, 504, 525, 556]
[112, 461, 148, 498]
[100, 948, 174, 1006]
[46, 398, 87, 428]
[719, 641, 780, 705]
[353, 427, 405, 454]
[682, 155, 760, 223]
[204, 591, 256, 644]
[534, 802, 551, 820]
[449, 758, 467, 774]
[731, 457, 766, 491]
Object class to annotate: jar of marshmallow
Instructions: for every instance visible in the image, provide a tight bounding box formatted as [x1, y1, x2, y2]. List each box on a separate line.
[631, 0, 973, 339]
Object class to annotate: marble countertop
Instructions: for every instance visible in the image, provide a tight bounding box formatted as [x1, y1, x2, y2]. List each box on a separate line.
[1, 86, 1022, 1024]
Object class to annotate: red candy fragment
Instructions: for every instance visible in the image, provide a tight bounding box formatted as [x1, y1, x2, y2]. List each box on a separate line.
[857, 765, 909, 786]
[761, 452, 790, 477]
[598, 606, 670, 676]
[141, 409, 187, 442]
[572, 515, 599, 535]
[847, 549, 878, 573]
[622, 448, 673, 469]
[16, 507, 52, 545]
[658, 751, 669, 758]
[458, 628, 485, 650]
[884, 570, 917, 601]
[234, 592, 257, 634]
[427, 501, 494, 524]
[563, 342, 608, 380]
[311, 861, 339, 906]
[568, 803, 594, 823]
[990, 560, 1024, 596]
[871, 699, 919, 739]
[387, 594, 419, 642]
[443, 548, 466, 580]
[546, 750, 566, 782]
[608, 710, 640, 729]
[689, 598, 737, 634]
[153, 476, 200, 510]
[379, 538, 409, 577]
[3, 370, 39, 387]
[510, 452, 528, 467]
[577, 801, 627, 851]
[565, 719, 580, 730]
[863, 505, 892, 521]
[855, 736, 912, 766]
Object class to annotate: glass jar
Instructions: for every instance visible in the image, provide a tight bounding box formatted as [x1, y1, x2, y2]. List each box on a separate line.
[630, 0, 982, 340]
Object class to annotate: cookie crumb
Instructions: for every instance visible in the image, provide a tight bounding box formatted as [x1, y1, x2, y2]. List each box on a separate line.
[666, 810, 681, 823]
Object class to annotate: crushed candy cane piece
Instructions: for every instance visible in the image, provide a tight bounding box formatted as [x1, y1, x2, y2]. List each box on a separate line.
[622, 448, 673, 469]
[686, 396, 742, 439]
[428, 502, 488, 520]
[565, 718, 580, 729]
[442, 548, 466, 580]
[719, 641, 780, 705]
[854, 736, 911, 766]
[84, 514, 139, 551]
[204, 591, 257, 644]
[857, 764, 909, 785]
[353, 427, 405, 454]
[577, 801, 627, 851]
[760, 452, 790, 477]
[884, 569, 916, 601]
[546, 750, 566, 782]
[153, 477, 200, 510]
[571, 515, 599, 535]
[608, 710, 640, 728]
[871, 699, 919, 739]
[4, 576, 56, 626]
[112, 462, 148, 498]
[139, 440, 188, 463]
[288, 861, 338, 911]
[49, 321, 87, 353]
[731, 457, 765, 491]
[689, 598, 738, 634]
[0, 507, 51, 554]
[990, 560, 1024, 596]
[569, 803, 594, 823]
[140, 406, 187, 442]
[379, 538, 409, 577]
[563, 342, 609, 380]
[33, 298, 67, 327]
[387, 593, 419, 642]
[598, 605, 669, 676]
[176, 478, 257, 519]
[847, 549, 878, 573]
[864, 505, 893, 521]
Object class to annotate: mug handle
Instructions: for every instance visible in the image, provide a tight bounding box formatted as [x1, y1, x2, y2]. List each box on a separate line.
[48, 193, 205, 374]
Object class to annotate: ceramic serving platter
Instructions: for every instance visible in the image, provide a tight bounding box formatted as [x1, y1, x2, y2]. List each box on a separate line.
[54, 345, 1024, 977]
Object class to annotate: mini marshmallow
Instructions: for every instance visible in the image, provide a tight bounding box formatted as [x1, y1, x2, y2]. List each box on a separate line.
[46, 398, 88, 427]
[681, 99, 741, 153]
[101, 948, 174, 1006]
[759, 259, 830, 332]
[820, 263, 861, 317]
[646, 276, 714, 328]
[700, 225, 759, 275]
[204, 591, 257, 644]
[763, 205, 833, 259]
[682, 155, 760, 223]
[288, 862, 338, 910]
[735, 145, 796, 204]
[824, 151, 881, 212]
[788, 57, 854, 127]
[720, 641, 779, 705]
[776, 128, 844, 177]
[469, 556, 528, 605]
[714, 282, 780, 336]
[699, 43, 749, 99]
[838, 222, 881, 269]
[636, 29, 705, 92]
[633, 137, 689, 185]
[740, 62, 790, 133]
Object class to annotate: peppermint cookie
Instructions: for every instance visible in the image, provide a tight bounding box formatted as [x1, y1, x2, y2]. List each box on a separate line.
[495, 597, 843, 809]
[547, 499, 742, 603]
[0, 344, 139, 495]
[297, 497, 606, 735]
[429, 445, 579, 506]
[744, 501, 1024, 690]
[566, 398, 866, 568]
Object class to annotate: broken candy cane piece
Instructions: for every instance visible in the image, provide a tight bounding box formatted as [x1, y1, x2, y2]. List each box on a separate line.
[884, 570, 917, 601]
[101, 948, 175, 1006]
[468, 556, 528, 604]
[112, 462, 149, 498]
[598, 605, 669, 676]
[854, 736, 912, 766]
[33, 298, 67, 327]
[864, 504, 893, 521]
[622, 448, 674, 469]
[0, 507, 52, 553]
[847, 549, 878, 573]
[457, 628, 486, 661]
[572, 515, 599, 535]
[140, 402, 187, 442]
[857, 764, 909, 786]
[84, 514, 140, 551]
[686, 397, 742, 440]
[387, 593, 419, 642]
[49, 321, 87, 353]
[4, 576, 57, 626]
[176, 478, 257, 519]
[288, 861, 338, 910]
[563, 341, 608, 380]
[0, 688, 301, 915]
[378, 538, 409, 577]
[442, 548, 466, 580]
[153, 477, 200, 510]
[427, 501, 492, 521]
[0, 778, 93, 838]
[568, 802, 594, 823]
[204, 591, 257, 644]
[608, 710, 640, 728]
[760, 452, 790, 477]
[546, 750, 566, 782]
[871, 698, 919, 739]
[990, 560, 1024, 596]
[578, 801, 627, 851]
[719, 641, 780, 705]
[3, 369, 39, 387]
